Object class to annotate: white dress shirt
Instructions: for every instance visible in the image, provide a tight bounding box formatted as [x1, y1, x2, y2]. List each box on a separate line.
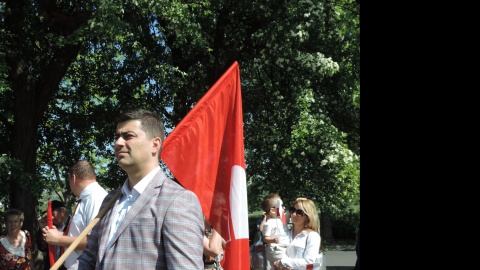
[104, 166, 160, 252]
[65, 181, 108, 269]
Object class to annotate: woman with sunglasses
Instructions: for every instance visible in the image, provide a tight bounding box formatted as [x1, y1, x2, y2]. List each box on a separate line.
[273, 198, 321, 270]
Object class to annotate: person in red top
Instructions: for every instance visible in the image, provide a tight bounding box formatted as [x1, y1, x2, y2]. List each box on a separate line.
[0, 208, 33, 269]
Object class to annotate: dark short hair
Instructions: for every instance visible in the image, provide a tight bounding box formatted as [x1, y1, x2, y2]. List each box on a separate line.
[51, 200, 65, 211]
[115, 109, 166, 153]
[4, 208, 24, 223]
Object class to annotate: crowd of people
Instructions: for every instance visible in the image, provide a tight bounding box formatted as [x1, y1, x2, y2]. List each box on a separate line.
[0, 109, 226, 270]
[0, 109, 357, 270]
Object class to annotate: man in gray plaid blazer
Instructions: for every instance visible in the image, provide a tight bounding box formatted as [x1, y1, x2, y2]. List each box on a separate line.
[77, 109, 204, 269]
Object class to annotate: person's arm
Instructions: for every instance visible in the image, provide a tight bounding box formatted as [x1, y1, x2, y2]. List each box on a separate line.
[43, 227, 89, 250]
[263, 236, 275, 244]
[203, 226, 225, 257]
[263, 235, 281, 244]
[273, 260, 291, 270]
[258, 212, 267, 232]
[163, 189, 204, 269]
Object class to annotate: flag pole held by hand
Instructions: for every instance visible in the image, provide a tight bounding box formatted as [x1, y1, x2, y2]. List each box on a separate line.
[47, 201, 56, 267]
[49, 189, 122, 270]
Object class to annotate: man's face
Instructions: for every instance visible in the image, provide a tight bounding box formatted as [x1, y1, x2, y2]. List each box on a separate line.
[114, 120, 156, 171]
[53, 208, 66, 226]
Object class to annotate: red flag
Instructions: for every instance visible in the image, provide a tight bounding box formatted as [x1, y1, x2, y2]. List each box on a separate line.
[305, 263, 322, 270]
[275, 198, 287, 226]
[160, 61, 249, 270]
[47, 200, 56, 266]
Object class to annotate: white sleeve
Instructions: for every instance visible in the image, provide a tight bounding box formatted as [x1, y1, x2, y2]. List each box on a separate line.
[262, 219, 274, 236]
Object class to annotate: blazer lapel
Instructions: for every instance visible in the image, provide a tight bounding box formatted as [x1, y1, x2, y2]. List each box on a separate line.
[109, 170, 166, 246]
[98, 188, 122, 259]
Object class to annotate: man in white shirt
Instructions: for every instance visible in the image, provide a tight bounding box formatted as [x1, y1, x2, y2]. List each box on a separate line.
[42, 160, 108, 270]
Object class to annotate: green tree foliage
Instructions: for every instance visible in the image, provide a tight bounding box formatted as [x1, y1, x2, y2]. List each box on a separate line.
[0, 0, 359, 244]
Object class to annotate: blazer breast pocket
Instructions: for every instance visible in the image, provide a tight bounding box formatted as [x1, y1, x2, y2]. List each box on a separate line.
[129, 218, 162, 242]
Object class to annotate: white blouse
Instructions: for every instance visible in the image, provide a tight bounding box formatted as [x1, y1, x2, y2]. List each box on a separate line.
[0, 230, 26, 257]
[281, 229, 321, 269]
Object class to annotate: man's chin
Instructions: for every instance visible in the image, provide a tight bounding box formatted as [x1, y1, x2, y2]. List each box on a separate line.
[117, 159, 132, 170]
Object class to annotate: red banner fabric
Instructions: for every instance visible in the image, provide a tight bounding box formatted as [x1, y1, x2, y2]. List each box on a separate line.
[47, 200, 56, 266]
[160, 61, 250, 270]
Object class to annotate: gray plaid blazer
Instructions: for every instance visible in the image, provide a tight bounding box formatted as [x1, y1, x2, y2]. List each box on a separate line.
[77, 170, 204, 269]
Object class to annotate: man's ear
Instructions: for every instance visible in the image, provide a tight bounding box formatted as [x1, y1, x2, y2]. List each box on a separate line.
[152, 137, 162, 155]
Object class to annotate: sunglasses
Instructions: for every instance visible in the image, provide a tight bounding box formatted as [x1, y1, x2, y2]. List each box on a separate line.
[289, 207, 307, 216]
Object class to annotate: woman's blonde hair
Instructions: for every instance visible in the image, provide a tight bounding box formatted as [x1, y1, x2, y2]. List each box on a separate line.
[293, 197, 320, 233]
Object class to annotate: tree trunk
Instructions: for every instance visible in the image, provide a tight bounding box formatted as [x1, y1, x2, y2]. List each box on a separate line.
[10, 80, 41, 267]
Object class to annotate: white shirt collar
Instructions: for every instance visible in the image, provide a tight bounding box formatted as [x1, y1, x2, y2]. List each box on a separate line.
[79, 181, 102, 201]
[122, 166, 160, 197]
